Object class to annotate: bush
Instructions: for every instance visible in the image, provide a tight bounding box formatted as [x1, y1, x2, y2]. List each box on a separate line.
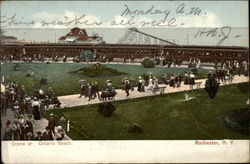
[71, 63, 126, 77]
[205, 77, 219, 99]
[141, 58, 155, 68]
[13, 64, 20, 71]
[237, 82, 249, 94]
[40, 77, 48, 85]
[222, 106, 250, 135]
[128, 123, 143, 134]
[97, 102, 116, 117]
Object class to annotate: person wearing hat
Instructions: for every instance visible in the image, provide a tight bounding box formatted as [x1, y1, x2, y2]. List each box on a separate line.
[153, 77, 159, 91]
[34, 131, 43, 140]
[38, 87, 44, 99]
[92, 81, 100, 99]
[39, 99, 46, 118]
[43, 126, 52, 140]
[129, 77, 135, 91]
[26, 132, 34, 140]
[107, 80, 113, 91]
[48, 113, 56, 138]
[190, 72, 195, 89]
[32, 97, 41, 120]
[58, 114, 67, 132]
[124, 78, 130, 97]
[148, 76, 154, 91]
[13, 101, 21, 118]
[137, 76, 143, 92]
[176, 74, 182, 88]
[87, 83, 92, 101]
[19, 85, 26, 99]
[12, 119, 21, 140]
[55, 126, 65, 140]
[79, 81, 86, 98]
[32, 97, 40, 108]
[25, 118, 34, 136]
[47, 87, 55, 99]
[3, 120, 13, 140]
[44, 95, 50, 109]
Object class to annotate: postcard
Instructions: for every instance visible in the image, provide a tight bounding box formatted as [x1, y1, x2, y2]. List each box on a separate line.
[0, 0, 249, 163]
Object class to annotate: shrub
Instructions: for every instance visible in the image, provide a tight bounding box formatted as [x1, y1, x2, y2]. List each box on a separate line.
[128, 123, 143, 134]
[13, 64, 20, 71]
[222, 106, 250, 135]
[237, 82, 249, 94]
[40, 77, 48, 85]
[97, 102, 116, 117]
[141, 58, 155, 68]
[71, 63, 126, 77]
[205, 77, 219, 99]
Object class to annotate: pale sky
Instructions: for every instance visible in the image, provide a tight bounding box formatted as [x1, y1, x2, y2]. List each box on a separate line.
[0, 1, 248, 46]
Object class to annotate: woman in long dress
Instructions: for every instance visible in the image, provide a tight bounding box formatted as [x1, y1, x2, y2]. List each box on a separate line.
[148, 76, 154, 91]
[137, 76, 143, 92]
[87, 83, 92, 101]
[32, 105, 41, 120]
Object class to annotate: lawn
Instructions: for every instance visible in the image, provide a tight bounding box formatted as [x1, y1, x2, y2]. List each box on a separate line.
[46, 83, 249, 140]
[1, 62, 209, 96]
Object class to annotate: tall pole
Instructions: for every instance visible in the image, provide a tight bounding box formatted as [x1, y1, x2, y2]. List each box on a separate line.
[55, 32, 57, 43]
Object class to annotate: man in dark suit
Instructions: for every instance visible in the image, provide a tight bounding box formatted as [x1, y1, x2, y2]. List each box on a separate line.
[34, 131, 43, 140]
[42, 126, 52, 140]
[48, 113, 56, 138]
[124, 78, 130, 97]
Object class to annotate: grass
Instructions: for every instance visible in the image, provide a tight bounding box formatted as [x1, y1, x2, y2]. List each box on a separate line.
[1, 62, 209, 96]
[70, 63, 126, 77]
[46, 83, 249, 140]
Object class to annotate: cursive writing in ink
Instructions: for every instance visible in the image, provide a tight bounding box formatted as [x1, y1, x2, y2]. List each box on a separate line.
[194, 26, 232, 46]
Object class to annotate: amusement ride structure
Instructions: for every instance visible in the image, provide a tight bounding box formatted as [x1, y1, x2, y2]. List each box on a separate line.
[0, 27, 248, 63]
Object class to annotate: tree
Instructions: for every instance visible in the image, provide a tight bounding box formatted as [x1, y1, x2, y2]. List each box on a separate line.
[13, 64, 20, 71]
[141, 58, 155, 68]
[97, 102, 116, 117]
[80, 50, 94, 62]
[205, 77, 219, 99]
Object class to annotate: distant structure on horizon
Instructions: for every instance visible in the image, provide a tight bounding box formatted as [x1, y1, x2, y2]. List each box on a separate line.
[58, 27, 105, 44]
[0, 29, 47, 45]
[0, 29, 18, 45]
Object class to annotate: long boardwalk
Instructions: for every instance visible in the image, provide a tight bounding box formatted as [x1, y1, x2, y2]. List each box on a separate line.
[57, 75, 249, 109]
[2, 75, 248, 140]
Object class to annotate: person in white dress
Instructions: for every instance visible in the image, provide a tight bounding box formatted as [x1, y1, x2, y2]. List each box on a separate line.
[148, 76, 154, 91]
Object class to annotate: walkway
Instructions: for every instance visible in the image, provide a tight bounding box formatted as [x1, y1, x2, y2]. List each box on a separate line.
[2, 75, 248, 140]
[56, 75, 248, 109]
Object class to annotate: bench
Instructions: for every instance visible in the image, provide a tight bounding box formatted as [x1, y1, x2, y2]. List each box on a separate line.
[195, 82, 202, 89]
[153, 86, 166, 94]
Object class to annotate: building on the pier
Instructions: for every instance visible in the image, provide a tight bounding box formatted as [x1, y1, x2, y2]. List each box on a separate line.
[58, 27, 104, 44]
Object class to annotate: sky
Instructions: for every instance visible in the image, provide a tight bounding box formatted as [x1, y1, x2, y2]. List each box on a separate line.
[0, 1, 248, 46]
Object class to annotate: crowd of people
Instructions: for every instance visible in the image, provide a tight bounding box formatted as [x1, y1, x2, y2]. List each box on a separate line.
[213, 60, 248, 84]
[1, 81, 66, 140]
[77, 70, 199, 102]
[1, 57, 248, 141]
[79, 81, 101, 101]
[188, 58, 201, 69]
[153, 56, 183, 68]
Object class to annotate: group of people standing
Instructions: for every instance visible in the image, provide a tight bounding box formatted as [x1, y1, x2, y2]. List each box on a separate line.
[1, 81, 65, 140]
[2, 113, 67, 141]
[79, 81, 100, 101]
[188, 58, 201, 69]
[77, 70, 199, 101]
